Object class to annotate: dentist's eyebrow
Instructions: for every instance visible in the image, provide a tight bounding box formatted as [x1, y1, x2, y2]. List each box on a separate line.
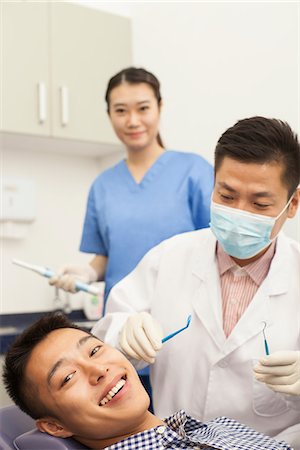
[217, 182, 237, 193]
[47, 335, 94, 385]
[217, 182, 276, 199]
[251, 191, 276, 199]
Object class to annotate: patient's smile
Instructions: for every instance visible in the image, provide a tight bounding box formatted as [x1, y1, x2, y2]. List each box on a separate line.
[99, 377, 127, 406]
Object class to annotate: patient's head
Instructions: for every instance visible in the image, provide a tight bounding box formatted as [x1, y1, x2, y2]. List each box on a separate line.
[3, 313, 151, 448]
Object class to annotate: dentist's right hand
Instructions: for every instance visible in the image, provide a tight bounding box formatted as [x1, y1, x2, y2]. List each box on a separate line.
[49, 264, 98, 293]
[119, 312, 163, 364]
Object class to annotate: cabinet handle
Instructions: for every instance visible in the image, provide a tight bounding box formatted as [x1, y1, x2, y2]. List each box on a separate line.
[37, 82, 47, 124]
[60, 86, 69, 126]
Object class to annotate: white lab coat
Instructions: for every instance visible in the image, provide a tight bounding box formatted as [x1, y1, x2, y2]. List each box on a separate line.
[92, 228, 300, 442]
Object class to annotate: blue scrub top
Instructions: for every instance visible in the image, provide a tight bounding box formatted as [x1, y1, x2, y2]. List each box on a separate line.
[80, 150, 214, 305]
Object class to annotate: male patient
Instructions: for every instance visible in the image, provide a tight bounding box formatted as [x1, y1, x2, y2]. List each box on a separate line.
[3, 314, 291, 450]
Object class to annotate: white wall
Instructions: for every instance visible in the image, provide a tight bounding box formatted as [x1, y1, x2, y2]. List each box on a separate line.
[1, 1, 299, 313]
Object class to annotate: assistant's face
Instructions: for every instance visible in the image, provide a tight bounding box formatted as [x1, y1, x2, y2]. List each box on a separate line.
[26, 328, 149, 441]
[213, 156, 299, 239]
[108, 82, 161, 152]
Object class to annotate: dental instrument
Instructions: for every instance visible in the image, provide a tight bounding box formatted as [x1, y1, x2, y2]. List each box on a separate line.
[12, 259, 100, 295]
[262, 321, 270, 355]
[162, 314, 192, 343]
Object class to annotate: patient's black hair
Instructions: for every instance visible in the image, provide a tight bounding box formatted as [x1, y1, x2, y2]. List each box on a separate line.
[3, 313, 85, 419]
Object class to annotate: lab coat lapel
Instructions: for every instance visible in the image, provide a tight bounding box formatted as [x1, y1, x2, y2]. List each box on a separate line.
[191, 232, 226, 351]
[190, 232, 290, 355]
[221, 233, 290, 356]
[223, 284, 272, 355]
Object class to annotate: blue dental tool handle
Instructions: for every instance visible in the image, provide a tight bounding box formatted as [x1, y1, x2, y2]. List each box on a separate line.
[264, 339, 270, 356]
[162, 314, 192, 343]
[261, 321, 270, 356]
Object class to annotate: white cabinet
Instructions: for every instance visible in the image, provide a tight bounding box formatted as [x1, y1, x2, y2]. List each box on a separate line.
[0, 1, 132, 150]
[1, 2, 50, 136]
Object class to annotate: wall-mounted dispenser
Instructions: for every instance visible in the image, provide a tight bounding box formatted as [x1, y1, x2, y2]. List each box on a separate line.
[0, 178, 36, 239]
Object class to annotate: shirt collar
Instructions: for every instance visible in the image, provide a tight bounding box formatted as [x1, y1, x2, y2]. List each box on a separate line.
[105, 410, 202, 449]
[217, 240, 277, 286]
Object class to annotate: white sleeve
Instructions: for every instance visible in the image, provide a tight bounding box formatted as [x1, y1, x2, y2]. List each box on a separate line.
[91, 243, 162, 363]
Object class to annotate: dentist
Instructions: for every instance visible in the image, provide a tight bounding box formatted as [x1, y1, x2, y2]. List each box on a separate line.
[92, 116, 300, 447]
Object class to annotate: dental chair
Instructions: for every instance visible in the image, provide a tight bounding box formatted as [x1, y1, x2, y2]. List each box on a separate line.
[0, 405, 88, 450]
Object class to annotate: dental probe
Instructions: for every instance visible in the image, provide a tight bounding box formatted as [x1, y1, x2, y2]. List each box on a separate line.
[262, 321, 270, 355]
[162, 314, 192, 343]
[12, 259, 100, 296]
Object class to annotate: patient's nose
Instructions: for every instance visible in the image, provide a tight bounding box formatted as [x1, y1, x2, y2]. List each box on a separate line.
[87, 362, 108, 385]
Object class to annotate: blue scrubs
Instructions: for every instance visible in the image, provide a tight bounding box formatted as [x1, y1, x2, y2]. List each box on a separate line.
[80, 150, 214, 304]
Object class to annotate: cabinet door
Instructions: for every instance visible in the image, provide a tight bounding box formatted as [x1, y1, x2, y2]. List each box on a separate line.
[1, 2, 50, 135]
[51, 3, 132, 144]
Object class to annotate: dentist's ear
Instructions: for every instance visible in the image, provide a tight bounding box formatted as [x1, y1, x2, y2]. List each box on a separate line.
[287, 188, 300, 218]
[36, 417, 73, 438]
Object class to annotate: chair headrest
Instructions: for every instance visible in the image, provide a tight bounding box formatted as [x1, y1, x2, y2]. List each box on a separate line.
[14, 429, 88, 450]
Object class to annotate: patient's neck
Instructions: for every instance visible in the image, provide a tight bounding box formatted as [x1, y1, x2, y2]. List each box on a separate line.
[76, 411, 165, 449]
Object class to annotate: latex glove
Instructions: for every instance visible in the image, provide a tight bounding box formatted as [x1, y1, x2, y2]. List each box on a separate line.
[119, 312, 163, 364]
[49, 264, 98, 293]
[254, 351, 300, 396]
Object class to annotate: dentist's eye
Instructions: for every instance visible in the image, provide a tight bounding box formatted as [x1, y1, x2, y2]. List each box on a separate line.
[254, 202, 271, 209]
[62, 372, 75, 386]
[90, 345, 101, 357]
[220, 194, 234, 201]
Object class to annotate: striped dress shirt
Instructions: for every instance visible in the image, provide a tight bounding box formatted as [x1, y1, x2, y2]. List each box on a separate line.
[216, 241, 276, 337]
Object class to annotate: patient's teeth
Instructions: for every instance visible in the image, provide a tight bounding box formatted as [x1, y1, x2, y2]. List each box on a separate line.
[99, 378, 126, 406]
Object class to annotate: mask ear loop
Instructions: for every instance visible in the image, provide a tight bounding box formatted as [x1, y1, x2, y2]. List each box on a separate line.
[274, 194, 294, 220]
[269, 192, 296, 243]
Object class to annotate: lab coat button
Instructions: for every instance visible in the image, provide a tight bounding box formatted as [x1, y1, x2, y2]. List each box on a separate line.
[218, 360, 228, 368]
[156, 426, 166, 435]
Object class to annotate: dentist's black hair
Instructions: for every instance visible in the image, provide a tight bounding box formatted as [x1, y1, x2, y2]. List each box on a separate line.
[105, 67, 164, 148]
[215, 116, 300, 198]
[3, 313, 87, 419]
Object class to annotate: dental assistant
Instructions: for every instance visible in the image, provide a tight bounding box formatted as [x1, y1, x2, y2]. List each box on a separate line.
[50, 67, 214, 305]
[92, 117, 300, 447]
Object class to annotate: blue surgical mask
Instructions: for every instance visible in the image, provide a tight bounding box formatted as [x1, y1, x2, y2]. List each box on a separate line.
[210, 199, 292, 259]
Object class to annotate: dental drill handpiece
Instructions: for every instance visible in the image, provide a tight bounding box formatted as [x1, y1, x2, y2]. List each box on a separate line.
[12, 259, 100, 295]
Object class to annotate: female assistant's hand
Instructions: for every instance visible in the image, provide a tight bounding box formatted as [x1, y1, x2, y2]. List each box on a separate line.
[49, 264, 98, 293]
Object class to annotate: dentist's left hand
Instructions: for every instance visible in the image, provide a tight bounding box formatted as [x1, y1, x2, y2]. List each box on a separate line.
[254, 351, 300, 395]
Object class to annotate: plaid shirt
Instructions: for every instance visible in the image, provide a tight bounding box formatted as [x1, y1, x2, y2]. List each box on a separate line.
[106, 410, 292, 450]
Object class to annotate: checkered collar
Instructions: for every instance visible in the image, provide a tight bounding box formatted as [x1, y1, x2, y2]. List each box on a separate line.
[105, 410, 202, 449]
[103, 410, 291, 450]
